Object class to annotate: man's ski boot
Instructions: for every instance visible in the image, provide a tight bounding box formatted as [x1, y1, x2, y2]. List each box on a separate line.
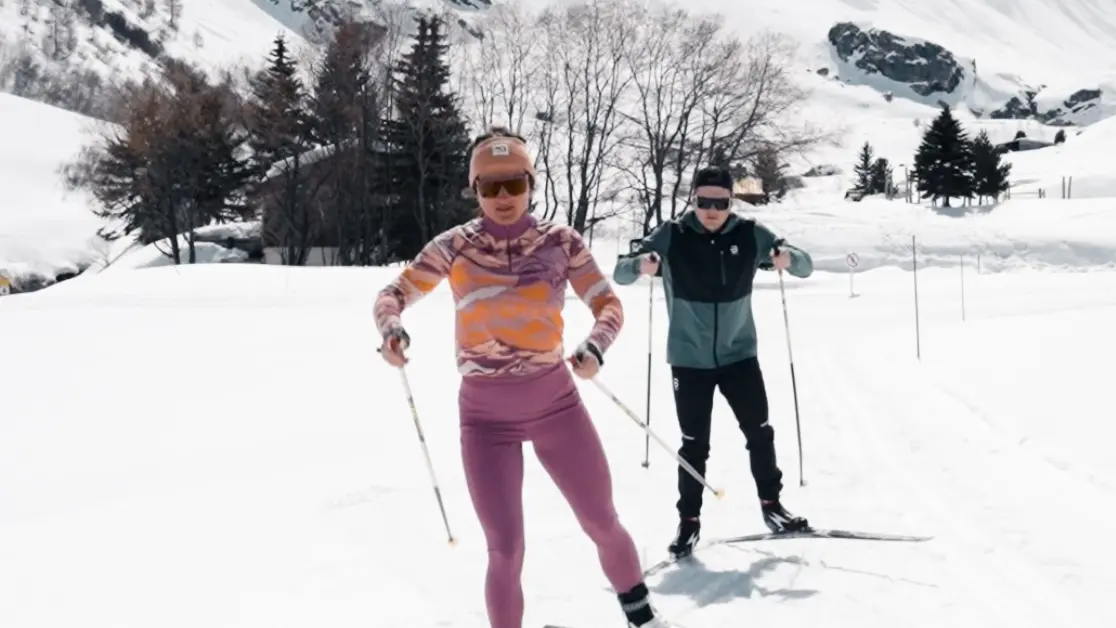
[667, 517, 700, 559]
[761, 499, 810, 533]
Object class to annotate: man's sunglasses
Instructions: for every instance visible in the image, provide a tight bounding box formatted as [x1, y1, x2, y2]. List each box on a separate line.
[695, 196, 731, 210]
[475, 175, 530, 198]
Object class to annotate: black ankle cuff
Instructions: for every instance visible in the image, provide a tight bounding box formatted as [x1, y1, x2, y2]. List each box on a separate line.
[618, 582, 654, 625]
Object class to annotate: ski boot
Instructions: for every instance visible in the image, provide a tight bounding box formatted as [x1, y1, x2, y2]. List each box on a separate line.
[761, 499, 810, 533]
[666, 517, 700, 559]
[618, 582, 678, 627]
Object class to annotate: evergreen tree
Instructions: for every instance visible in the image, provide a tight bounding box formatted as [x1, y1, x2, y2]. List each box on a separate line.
[869, 157, 893, 196]
[912, 104, 974, 206]
[1054, 129, 1066, 144]
[752, 146, 788, 200]
[304, 20, 389, 266]
[970, 129, 1011, 202]
[63, 62, 252, 263]
[246, 34, 309, 179]
[387, 14, 471, 257]
[853, 141, 874, 192]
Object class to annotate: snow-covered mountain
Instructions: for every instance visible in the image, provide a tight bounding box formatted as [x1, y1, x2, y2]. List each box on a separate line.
[5, 0, 1116, 290]
[679, 0, 1116, 124]
[4, 0, 1115, 125]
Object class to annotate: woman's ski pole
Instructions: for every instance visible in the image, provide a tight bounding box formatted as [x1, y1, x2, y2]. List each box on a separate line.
[641, 277, 653, 468]
[590, 378, 725, 498]
[398, 365, 457, 546]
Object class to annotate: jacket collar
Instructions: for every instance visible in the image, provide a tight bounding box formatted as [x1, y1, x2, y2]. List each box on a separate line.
[681, 210, 740, 235]
[480, 213, 536, 239]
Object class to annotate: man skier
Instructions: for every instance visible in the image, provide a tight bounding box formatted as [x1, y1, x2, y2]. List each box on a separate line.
[612, 166, 814, 559]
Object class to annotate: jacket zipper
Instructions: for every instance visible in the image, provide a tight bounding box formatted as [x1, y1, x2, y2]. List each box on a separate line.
[506, 235, 512, 270]
[713, 242, 724, 368]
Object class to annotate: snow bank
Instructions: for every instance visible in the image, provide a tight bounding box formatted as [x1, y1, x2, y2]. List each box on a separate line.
[0, 93, 104, 289]
[746, 197, 1116, 273]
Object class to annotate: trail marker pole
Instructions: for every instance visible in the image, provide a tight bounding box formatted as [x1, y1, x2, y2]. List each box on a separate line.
[846, 252, 860, 298]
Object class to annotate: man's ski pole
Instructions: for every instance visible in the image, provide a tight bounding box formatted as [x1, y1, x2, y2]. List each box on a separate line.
[773, 240, 805, 487]
[590, 378, 725, 498]
[398, 365, 457, 546]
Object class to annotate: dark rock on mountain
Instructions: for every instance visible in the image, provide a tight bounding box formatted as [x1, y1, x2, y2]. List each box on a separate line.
[827, 22, 966, 97]
[990, 87, 1101, 125]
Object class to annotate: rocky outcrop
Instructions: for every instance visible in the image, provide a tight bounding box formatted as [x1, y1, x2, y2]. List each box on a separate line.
[827, 23, 966, 97]
[826, 22, 1108, 127]
[989, 88, 1101, 125]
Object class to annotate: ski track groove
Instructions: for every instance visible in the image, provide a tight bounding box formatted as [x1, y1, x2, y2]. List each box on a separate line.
[815, 343, 1105, 627]
[809, 350, 1014, 627]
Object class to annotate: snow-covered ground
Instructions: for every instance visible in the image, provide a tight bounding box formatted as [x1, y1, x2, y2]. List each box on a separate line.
[0, 93, 105, 286]
[1, 256, 1114, 627]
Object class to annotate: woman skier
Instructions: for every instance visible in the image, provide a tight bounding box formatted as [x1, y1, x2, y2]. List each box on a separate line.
[374, 127, 673, 628]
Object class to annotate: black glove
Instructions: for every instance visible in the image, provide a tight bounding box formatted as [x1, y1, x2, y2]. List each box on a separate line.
[376, 326, 411, 354]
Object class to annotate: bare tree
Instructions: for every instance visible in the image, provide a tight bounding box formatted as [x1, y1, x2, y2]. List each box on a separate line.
[535, 0, 637, 234]
[459, 3, 539, 135]
[615, 2, 725, 231]
[44, 1, 78, 61]
[165, 0, 182, 31]
[687, 31, 836, 198]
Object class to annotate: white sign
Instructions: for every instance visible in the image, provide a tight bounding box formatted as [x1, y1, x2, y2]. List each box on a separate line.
[846, 253, 859, 298]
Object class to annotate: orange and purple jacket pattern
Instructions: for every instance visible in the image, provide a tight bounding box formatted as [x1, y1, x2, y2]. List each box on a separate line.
[374, 215, 624, 377]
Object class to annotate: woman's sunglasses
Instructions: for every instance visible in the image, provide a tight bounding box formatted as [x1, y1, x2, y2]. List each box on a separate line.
[475, 175, 530, 199]
[695, 196, 731, 210]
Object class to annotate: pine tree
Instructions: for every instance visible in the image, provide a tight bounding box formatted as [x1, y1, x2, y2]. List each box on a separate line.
[912, 104, 974, 206]
[302, 20, 388, 266]
[869, 157, 893, 195]
[387, 14, 471, 257]
[853, 141, 874, 192]
[64, 63, 252, 263]
[969, 130, 1011, 203]
[246, 34, 308, 179]
[752, 146, 787, 200]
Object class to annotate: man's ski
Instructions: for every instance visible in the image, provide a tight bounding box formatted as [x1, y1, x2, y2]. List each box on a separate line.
[719, 528, 933, 544]
[641, 527, 932, 578]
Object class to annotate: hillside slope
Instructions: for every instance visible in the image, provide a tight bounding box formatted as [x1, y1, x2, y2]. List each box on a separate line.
[0, 93, 104, 289]
[680, 0, 1116, 120]
[0, 0, 307, 118]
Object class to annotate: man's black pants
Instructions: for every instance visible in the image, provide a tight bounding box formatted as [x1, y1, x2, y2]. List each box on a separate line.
[671, 357, 783, 519]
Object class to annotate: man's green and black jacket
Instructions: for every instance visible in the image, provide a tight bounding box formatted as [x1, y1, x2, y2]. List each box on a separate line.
[613, 211, 813, 369]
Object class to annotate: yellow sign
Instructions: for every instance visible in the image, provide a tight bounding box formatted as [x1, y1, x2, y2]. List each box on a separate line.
[0, 276, 10, 295]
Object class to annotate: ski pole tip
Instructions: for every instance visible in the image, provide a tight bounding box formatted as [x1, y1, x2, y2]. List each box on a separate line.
[714, 489, 725, 499]
[448, 537, 458, 547]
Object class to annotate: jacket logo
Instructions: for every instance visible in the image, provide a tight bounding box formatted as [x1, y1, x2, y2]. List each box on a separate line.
[729, 245, 738, 255]
[491, 143, 509, 156]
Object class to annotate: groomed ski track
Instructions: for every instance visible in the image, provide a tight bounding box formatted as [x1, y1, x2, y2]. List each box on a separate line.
[2, 266, 1115, 628]
[610, 272, 1116, 628]
[632, 336, 1115, 627]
